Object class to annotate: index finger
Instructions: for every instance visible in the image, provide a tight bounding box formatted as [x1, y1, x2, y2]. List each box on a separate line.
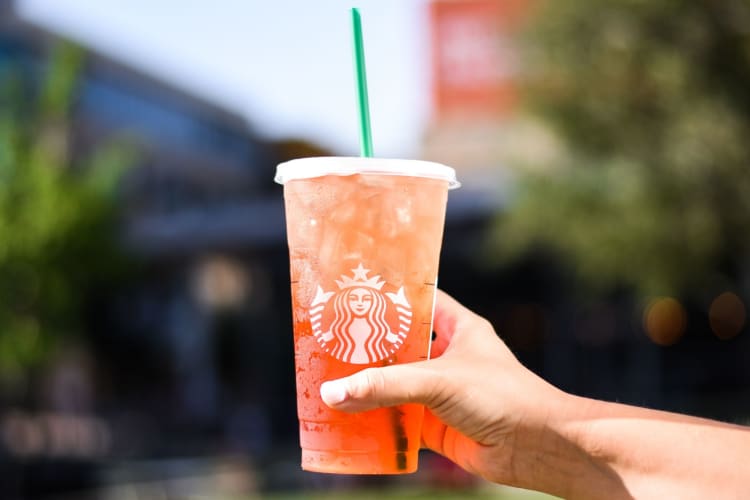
[431, 289, 473, 355]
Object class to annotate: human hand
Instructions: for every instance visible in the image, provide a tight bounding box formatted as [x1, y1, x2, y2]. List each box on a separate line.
[320, 289, 568, 486]
[321, 290, 750, 498]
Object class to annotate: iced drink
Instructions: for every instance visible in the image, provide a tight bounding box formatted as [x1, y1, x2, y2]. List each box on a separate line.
[275, 157, 459, 474]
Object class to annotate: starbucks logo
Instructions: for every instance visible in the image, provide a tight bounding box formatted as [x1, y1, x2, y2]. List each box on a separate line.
[309, 263, 411, 364]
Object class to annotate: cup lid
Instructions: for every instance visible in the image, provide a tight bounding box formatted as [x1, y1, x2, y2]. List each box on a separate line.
[274, 156, 460, 189]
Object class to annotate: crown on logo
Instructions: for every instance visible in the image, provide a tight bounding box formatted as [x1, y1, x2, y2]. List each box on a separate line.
[335, 263, 385, 290]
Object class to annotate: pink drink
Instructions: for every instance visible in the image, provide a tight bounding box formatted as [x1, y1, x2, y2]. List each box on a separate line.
[276, 157, 459, 474]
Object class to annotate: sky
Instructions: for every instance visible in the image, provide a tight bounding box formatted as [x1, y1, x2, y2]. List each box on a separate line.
[16, 0, 432, 158]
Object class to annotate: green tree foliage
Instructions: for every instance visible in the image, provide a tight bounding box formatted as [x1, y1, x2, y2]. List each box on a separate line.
[0, 43, 133, 383]
[496, 0, 750, 296]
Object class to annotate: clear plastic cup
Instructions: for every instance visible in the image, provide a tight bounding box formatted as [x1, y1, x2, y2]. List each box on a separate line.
[275, 157, 459, 474]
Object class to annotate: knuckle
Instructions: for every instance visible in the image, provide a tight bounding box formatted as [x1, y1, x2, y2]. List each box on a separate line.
[351, 368, 387, 405]
[422, 367, 452, 408]
[475, 316, 495, 333]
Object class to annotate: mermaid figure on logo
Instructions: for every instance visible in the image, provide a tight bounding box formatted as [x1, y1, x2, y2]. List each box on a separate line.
[316, 264, 407, 364]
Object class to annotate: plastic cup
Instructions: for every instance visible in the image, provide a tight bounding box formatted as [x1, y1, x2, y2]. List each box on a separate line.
[275, 157, 460, 474]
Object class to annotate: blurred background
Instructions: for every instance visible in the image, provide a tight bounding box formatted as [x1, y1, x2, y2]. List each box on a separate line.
[1, 0, 750, 498]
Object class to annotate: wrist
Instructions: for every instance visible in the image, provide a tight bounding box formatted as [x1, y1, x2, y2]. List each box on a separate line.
[508, 390, 628, 499]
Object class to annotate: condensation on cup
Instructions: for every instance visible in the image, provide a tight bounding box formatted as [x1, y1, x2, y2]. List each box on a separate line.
[275, 157, 460, 474]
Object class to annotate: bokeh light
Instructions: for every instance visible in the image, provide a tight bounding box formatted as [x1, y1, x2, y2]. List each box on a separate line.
[643, 297, 687, 346]
[192, 256, 250, 311]
[709, 292, 746, 340]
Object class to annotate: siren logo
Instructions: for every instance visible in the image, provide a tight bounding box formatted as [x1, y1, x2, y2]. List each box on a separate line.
[309, 263, 411, 364]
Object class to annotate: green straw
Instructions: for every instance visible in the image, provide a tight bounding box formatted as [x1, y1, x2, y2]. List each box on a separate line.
[351, 8, 373, 157]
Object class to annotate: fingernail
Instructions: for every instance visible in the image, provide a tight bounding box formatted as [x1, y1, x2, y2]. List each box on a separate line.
[320, 380, 348, 406]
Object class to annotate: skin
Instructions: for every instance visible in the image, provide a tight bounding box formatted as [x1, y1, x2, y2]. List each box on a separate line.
[321, 290, 750, 499]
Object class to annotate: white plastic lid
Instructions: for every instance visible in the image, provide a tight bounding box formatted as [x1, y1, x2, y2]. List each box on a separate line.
[274, 156, 460, 189]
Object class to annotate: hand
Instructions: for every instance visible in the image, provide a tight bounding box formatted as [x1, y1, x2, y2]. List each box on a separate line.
[321, 290, 750, 498]
[320, 289, 567, 486]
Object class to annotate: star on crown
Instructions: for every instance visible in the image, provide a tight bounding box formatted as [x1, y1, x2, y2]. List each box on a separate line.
[335, 263, 385, 290]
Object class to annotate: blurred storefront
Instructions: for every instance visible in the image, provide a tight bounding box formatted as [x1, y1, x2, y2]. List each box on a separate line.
[0, 5, 295, 496]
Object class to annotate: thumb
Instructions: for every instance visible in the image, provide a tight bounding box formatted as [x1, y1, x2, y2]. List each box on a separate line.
[320, 363, 437, 412]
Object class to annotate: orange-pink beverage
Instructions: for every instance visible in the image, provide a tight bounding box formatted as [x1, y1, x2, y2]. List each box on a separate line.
[275, 157, 459, 474]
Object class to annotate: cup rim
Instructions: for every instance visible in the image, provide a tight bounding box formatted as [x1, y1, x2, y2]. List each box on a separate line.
[274, 156, 461, 189]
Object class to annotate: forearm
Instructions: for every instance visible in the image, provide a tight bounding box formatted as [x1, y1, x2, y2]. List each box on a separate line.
[512, 392, 750, 499]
